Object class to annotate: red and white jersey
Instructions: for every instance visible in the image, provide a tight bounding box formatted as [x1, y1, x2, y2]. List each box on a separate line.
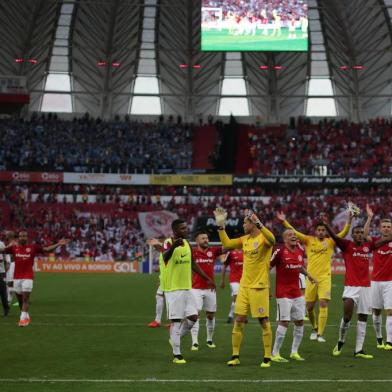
[7, 244, 44, 279]
[225, 250, 243, 283]
[271, 245, 305, 299]
[192, 247, 222, 289]
[371, 237, 392, 282]
[338, 239, 373, 287]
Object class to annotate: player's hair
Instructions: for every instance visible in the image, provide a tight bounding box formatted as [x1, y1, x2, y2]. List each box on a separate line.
[380, 218, 392, 225]
[351, 225, 364, 234]
[171, 219, 186, 231]
[314, 221, 326, 229]
[195, 230, 209, 239]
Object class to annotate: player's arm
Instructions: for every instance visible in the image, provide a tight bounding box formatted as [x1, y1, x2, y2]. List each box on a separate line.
[336, 211, 353, 239]
[300, 266, 318, 284]
[363, 204, 374, 241]
[373, 235, 392, 249]
[214, 207, 242, 249]
[277, 211, 309, 244]
[321, 216, 346, 251]
[146, 238, 163, 252]
[43, 238, 70, 252]
[219, 253, 229, 289]
[247, 210, 275, 247]
[191, 256, 216, 290]
[162, 238, 182, 264]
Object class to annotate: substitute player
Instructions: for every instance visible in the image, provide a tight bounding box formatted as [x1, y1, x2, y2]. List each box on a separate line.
[160, 219, 215, 364]
[324, 216, 391, 358]
[277, 210, 352, 342]
[190, 231, 222, 350]
[215, 208, 275, 368]
[0, 231, 69, 327]
[220, 249, 243, 324]
[271, 229, 317, 362]
[364, 205, 392, 350]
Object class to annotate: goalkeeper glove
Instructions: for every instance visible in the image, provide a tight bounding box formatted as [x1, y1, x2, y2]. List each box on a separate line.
[214, 207, 227, 228]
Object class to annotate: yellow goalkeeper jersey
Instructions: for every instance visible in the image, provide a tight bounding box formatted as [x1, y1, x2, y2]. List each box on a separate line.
[283, 220, 350, 278]
[219, 228, 275, 289]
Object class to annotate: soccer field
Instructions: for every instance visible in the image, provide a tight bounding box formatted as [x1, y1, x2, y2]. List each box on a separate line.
[0, 273, 391, 392]
[201, 28, 308, 51]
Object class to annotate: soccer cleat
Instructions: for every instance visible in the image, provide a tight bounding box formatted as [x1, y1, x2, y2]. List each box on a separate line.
[310, 330, 318, 340]
[227, 356, 240, 366]
[271, 354, 289, 363]
[260, 358, 271, 368]
[332, 342, 344, 356]
[18, 318, 29, 327]
[354, 351, 374, 359]
[147, 320, 161, 328]
[226, 317, 233, 324]
[317, 336, 326, 343]
[191, 343, 199, 351]
[290, 352, 305, 361]
[377, 338, 385, 349]
[3, 306, 10, 317]
[173, 355, 186, 364]
[384, 342, 392, 351]
[206, 341, 216, 349]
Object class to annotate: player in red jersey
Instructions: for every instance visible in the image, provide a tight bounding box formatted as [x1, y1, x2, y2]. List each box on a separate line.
[323, 216, 391, 358]
[220, 249, 243, 323]
[0, 231, 69, 327]
[364, 205, 392, 350]
[190, 231, 222, 350]
[270, 229, 317, 362]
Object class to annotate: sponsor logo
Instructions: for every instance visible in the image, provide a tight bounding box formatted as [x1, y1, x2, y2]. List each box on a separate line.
[258, 307, 265, 314]
[207, 251, 212, 258]
[363, 247, 369, 253]
[298, 255, 303, 261]
[253, 242, 259, 249]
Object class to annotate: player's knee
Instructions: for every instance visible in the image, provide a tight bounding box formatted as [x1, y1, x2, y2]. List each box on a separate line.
[258, 317, 269, 327]
[358, 314, 368, 322]
[343, 316, 351, 323]
[294, 320, 303, 326]
[280, 321, 290, 328]
[235, 315, 247, 324]
[319, 299, 329, 308]
[187, 314, 198, 322]
[386, 309, 392, 316]
[206, 312, 215, 320]
[373, 308, 381, 316]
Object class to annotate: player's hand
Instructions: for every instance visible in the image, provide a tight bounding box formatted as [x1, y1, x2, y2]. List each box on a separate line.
[147, 238, 161, 246]
[220, 281, 225, 289]
[213, 207, 227, 228]
[320, 213, 329, 225]
[58, 238, 70, 246]
[347, 201, 360, 217]
[206, 279, 216, 291]
[172, 238, 184, 248]
[366, 204, 374, 219]
[276, 211, 286, 222]
[308, 274, 317, 284]
[245, 209, 262, 227]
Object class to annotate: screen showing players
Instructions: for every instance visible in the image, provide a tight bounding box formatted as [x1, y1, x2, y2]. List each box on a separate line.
[201, 0, 308, 51]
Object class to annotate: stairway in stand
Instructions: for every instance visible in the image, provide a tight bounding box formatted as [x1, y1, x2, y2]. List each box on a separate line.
[192, 125, 218, 170]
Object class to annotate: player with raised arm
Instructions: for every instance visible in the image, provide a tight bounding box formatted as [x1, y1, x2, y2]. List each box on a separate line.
[0, 231, 69, 327]
[160, 219, 215, 364]
[322, 213, 391, 359]
[220, 248, 243, 324]
[190, 231, 222, 350]
[215, 207, 275, 368]
[277, 209, 352, 342]
[271, 229, 317, 362]
[364, 205, 392, 350]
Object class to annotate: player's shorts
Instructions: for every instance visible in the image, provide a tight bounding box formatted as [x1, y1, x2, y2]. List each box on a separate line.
[6, 262, 14, 283]
[191, 288, 216, 313]
[230, 282, 240, 296]
[342, 286, 372, 315]
[371, 281, 392, 310]
[276, 296, 305, 321]
[165, 290, 198, 320]
[13, 279, 33, 294]
[299, 274, 306, 290]
[235, 286, 269, 318]
[156, 286, 163, 296]
[305, 275, 331, 302]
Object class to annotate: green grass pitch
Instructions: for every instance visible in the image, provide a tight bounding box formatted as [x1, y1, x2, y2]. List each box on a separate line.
[0, 273, 391, 392]
[201, 28, 308, 51]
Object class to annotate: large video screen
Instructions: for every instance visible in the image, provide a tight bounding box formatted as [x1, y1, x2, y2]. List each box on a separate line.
[201, 1, 308, 51]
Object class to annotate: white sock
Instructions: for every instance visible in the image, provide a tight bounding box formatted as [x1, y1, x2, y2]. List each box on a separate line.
[191, 319, 199, 345]
[291, 325, 304, 354]
[386, 316, 392, 343]
[339, 318, 351, 342]
[7, 287, 14, 304]
[355, 321, 367, 352]
[170, 322, 181, 356]
[180, 318, 196, 338]
[229, 301, 235, 318]
[372, 314, 383, 339]
[20, 311, 28, 320]
[206, 317, 215, 342]
[155, 295, 164, 323]
[272, 324, 287, 356]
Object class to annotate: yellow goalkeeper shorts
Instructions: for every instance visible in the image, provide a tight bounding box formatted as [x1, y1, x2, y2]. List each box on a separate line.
[305, 275, 331, 302]
[235, 286, 269, 318]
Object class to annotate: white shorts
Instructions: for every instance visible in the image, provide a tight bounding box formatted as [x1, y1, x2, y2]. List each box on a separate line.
[371, 281, 392, 310]
[230, 282, 240, 296]
[276, 296, 305, 321]
[6, 262, 14, 283]
[342, 286, 372, 315]
[14, 279, 33, 294]
[299, 274, 306, 290]
[156, 286, 163, 296]
[191, 288, 217, 313]
[165, 290, 198, 320]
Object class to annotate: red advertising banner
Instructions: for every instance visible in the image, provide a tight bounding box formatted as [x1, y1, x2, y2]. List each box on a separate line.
[35, 260, 139, 274]
[0, 171, 63, 183]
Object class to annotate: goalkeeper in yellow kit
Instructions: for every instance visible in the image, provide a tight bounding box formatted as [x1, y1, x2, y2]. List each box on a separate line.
[277, 209, 353, 342]
[214, 207, 275, 368]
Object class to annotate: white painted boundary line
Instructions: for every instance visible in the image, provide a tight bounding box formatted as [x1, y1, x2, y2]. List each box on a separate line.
[1, 379, 392, 384]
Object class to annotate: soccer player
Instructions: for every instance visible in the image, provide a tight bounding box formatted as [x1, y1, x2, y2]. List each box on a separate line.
[323, 215, 391, 358]
[160, 219, 215, 364]
[0, 231, 69, 327]
[5, 231, 16, 307]
[364, 205, 392, 350]
[277, 210, 352, 342]
[220, 249, 243, 324]
[215, 208, 275, 368]
[190, 231, 222, 350]
[0, 238, 10, 316]
[271, 229, 317, 362]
